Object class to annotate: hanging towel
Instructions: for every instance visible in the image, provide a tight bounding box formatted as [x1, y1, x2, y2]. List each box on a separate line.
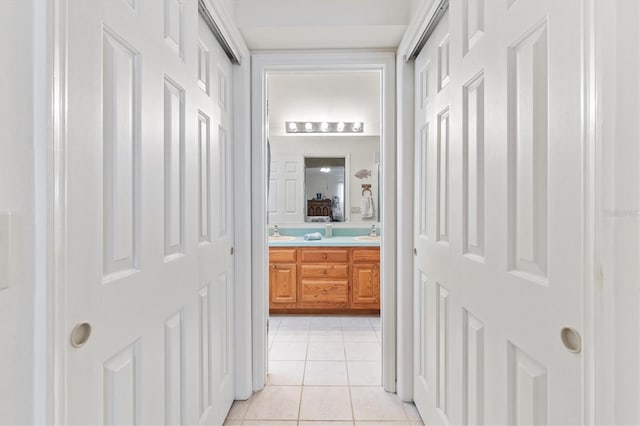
[361, 191, 376, 219]
[303, 232, 323, 241]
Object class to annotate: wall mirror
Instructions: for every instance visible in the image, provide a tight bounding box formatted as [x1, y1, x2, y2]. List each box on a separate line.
[267, 71, 381, 224]
[304, 157, 346, 222]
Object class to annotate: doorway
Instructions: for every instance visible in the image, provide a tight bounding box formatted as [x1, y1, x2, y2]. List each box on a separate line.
[250, 51, 397, 393]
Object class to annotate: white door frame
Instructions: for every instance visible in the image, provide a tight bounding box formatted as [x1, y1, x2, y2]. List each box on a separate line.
[45, 0, 253, 423]
[251, 51, 397, 392]
[394, 0, 601, 418]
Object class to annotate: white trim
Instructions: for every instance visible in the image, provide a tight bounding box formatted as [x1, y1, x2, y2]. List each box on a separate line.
[50, 0, 68, 423]
[398, 0, 441, 60]
[251, 50, 397, 392]
[200, 0, 247, 64]
[394, 52, 415, 402]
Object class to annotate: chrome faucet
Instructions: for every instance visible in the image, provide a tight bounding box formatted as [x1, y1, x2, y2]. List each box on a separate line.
[273, 225, 280, 237]
[370, 224, 377, 237]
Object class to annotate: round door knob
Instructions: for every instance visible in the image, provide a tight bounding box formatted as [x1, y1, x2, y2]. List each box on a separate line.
[560, 327, 582, 353]
[70, 322, 92, 348]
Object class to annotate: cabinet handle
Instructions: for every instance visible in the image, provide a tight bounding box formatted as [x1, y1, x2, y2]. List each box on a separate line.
[271, 264, 276, 269]
[374, 264, 378, 269]
[322, 269, 327, 274]
[322, 289, 328, 294]
[322, 254, 327, 259]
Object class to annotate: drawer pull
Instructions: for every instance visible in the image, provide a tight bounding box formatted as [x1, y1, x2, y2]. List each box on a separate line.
[271, 264, 276, 269]
[322, 254, 327, 259]
[374, 264, 378, 269]
[322, 289, 328, 294]
[323, 269, 327, 274]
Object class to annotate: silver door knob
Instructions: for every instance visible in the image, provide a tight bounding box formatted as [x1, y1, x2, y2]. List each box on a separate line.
[70, 322, 92, 348]
[560, 327, 581, 353]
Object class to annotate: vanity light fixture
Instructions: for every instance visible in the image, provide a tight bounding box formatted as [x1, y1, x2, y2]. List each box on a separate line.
[285, 121, 364, 134]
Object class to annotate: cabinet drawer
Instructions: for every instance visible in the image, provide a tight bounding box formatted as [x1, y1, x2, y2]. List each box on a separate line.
[269, 248, 297, 262]
[301, 280, 348, 303]
[300, 264, 349, 278]
[300, 248, 349, 263]
[351, 248, 380, 263]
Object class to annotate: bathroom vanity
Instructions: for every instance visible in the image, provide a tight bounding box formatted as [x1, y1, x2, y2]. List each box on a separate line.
[268, 239, 380, 314]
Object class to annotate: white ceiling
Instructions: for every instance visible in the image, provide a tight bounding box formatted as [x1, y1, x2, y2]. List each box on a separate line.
[234, 0, 421, 50]
[268, 72, 381, 136]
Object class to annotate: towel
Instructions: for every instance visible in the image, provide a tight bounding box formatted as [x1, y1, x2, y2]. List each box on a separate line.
[303, 232, 323, 241]
[361, 191, 376, 219]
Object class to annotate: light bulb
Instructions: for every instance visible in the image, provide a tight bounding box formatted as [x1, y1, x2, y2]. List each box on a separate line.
[352, 122, 362, 132]
[320, 122, 329, 132]
[337, 122, 345, 132]
[288, 122, 298, 131]
[305, 122, 313, 132]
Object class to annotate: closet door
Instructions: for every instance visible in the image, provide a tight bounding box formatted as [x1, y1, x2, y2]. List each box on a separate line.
[196, 14, 236, 424]
[63, 2, 235, 424]
[413, 0, 585, 424]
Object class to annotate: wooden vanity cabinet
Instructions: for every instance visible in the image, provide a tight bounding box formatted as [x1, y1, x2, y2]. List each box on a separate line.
[299, 248, 349, 309]
[269, 249, 297, 308]
[351, 248, 381, 309]
[268, 246, 380, 314]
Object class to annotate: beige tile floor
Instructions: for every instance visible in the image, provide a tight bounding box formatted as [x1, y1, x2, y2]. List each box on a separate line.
[224, 315, 425, 426]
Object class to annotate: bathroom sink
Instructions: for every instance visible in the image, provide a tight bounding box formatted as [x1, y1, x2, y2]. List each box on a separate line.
[354, 236, 381, 241]
[269, 235, 296, 241]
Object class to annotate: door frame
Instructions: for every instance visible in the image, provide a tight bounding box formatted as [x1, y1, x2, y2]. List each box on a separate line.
[45, 0, 253, 423]
[394, 0, 602, 419]
[251, 51, 397, 392]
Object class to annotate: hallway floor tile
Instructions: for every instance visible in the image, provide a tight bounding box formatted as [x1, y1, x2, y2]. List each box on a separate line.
[225, 315, 424, 426]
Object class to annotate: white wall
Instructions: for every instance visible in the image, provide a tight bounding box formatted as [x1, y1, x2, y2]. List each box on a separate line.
[270, 135, 379, 223]
[598, 0, 640, 423]
[268, 72, 381, 137]
[0, 1, 36, 423]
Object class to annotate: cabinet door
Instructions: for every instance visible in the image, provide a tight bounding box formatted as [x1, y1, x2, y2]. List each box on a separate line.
[269, 263, 297, 305]
[352, 263, 380, 308]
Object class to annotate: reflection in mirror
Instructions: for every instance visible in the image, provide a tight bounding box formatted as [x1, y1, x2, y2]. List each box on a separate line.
[305, 157, 345, 222]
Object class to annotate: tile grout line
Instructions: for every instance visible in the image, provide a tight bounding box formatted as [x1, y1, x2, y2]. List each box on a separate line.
[297, 326, 309, 422]
[345, 339, 357, 426]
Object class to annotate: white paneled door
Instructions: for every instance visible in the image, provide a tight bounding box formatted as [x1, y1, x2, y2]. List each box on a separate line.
[414, 1, 584, 424]
[64, 1, 234, 424]
[268, 155, 304, 224]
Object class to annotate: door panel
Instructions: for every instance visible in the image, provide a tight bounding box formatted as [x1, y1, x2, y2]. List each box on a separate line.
[413, 1, 584, 424]
[268, 155, 304, 223]
[65, 2, 234, 425]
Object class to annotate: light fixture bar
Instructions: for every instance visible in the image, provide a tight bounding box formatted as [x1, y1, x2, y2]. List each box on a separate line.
[286, 121, 364, 134]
